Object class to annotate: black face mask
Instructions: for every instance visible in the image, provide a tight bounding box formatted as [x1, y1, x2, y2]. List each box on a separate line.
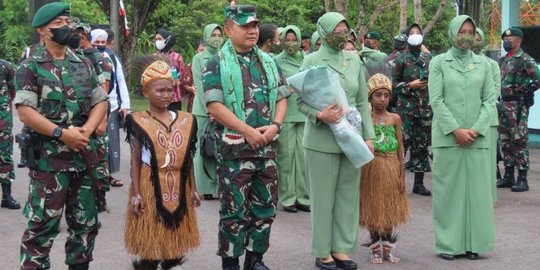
[503, 41, 513, 52]
[49, 26, 72, 46]
[95, 45, 107, 52]
[68, 35, 81, 49]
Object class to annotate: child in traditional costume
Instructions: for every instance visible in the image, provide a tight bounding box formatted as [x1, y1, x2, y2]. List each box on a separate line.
[360, 72, 410, 264]
[124, 55, 201, 270]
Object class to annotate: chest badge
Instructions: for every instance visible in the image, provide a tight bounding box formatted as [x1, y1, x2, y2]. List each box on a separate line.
[467, 63, 475, 70]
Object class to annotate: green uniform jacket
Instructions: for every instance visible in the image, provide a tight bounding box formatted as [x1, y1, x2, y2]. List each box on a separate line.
[428, 50, 497, 149]
[275, 50, 305, 122]
[298, 45, 375, 153]
[191, 48, 215, 117]
[486, 56, 501, 127]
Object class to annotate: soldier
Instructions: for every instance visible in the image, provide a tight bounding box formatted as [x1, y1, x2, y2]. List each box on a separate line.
[496, 27, 540, 192]
[203, 4, 287, 270]
[392, 23, 432, 196]
[364, 31, 383, 51]
[191, 23, 224, 199]
[14, 3, 108, 270]
[274, 25, 309, 213]
[473, 28, 501, 203]
[0, 59, 20, 210]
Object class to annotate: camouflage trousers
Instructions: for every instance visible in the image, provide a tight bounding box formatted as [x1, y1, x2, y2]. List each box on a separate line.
[401, 113, 431, 172]
[95, 132, 110, 192]
[20, 170, 99, 269]
[217, 158, 278, 258]
[0, 129, 14, 185]
[498, 101, 529, 170]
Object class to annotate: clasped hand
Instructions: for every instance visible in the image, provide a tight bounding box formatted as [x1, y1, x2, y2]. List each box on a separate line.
[453, 128, 478, 146]
[61, 127, 90, 152]
[243, 125, 279, 150]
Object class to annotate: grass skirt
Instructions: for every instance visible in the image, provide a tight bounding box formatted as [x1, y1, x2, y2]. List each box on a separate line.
[125, 165, 200, 260]
[360, 152, 410, 233]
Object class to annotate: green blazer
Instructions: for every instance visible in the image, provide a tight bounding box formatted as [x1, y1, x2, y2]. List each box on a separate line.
[428, 51, 497, 149]
[275, 51, 305, 122]
[297, 45, 375, 153]
[486, 56, 501, 127]
[191, 48, 214, 117]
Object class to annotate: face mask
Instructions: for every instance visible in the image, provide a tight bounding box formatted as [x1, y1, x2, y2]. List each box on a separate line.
[155, 40, 166, 51]
[455, 34, 475, 50]
[364, 40, 372, 49]
[95, 45, 107, 52]
[207, 37, 224, 49]
[503, 40, 513, 52]
[49, 26, 72, 46]
[269, 42, 282, 54]
[326, 33, 348, 50]
[68, 35, 81, 49]
[284, 41, 300, 55]
[407, 34, 423, 46]
[471, 40, 484, 54]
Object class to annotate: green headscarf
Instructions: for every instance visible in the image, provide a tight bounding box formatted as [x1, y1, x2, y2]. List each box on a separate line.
[281, 25, 302, 57]
[447, 15, 476, 48]
[203, 24, 224, 53]
[317, 12, 348, 42]
[310, 31, 320, 52]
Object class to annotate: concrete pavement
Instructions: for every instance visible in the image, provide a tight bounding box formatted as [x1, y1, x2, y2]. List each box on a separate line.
[1, 116, 539, 270]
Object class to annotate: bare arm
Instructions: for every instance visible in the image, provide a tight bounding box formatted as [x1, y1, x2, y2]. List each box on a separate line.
[129, 137, 144, 216]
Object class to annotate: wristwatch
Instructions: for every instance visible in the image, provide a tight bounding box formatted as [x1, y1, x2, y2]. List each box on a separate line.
[52, 126, 63, 139]
[272, 121, 283, 134]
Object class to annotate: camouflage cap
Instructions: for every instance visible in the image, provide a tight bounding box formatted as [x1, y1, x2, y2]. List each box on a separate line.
[74, 22, 91, 35]
[225, 5, 258, 26]
[393, 33, 407, 42]
[32, 2, 71, 28]
[364, 31, 381, 40]
[501, 27, 523, 38]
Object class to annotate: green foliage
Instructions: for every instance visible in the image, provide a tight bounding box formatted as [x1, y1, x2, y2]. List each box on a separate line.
[0, 0, 31, 63]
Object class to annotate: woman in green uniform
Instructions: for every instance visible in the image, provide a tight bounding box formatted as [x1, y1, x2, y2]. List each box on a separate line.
[191, 24, 224, 199]
[428, 15, 497, 260]
[298, 12, 375, 270]
[310, 31, 321, 53]
[274, 25, 309, 213]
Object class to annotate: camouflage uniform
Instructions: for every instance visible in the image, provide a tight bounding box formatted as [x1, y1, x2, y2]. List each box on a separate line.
[14, 48, 107, 269]
[392, 51, 432, 173]
[203, 49, 285, 258]
[498, 48, 540, 171]
[0, 59, 15, 185]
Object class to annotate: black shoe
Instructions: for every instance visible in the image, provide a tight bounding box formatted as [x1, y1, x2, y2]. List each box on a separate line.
[465, 251, 479, 260]
[161, 256, 185, 269]
[224, 266, 240, 270]
[412, 184, 431, 196]
[439, 253, 456, 261]
[133, 259, 159, 270]
[1, 183, 21, 209]
[331, 256, 357, 270]
[17, 161, 26, 168]
[244, 252, 270, 270]
[296, 204, 310, 212]
[511, 181, 529, 192]
[282, 204, 297, 213]
[315, 258, 337, 270]
[68, 262, 89, 270]
[497, 166, 515, 188]
[203, 194, 216, 200]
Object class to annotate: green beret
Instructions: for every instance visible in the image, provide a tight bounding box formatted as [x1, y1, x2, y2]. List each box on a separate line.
[364, 31, 381, 40]
[225, 5, 258, 26]
[32, 2, 70, 28]
[501, 27, 523, 38]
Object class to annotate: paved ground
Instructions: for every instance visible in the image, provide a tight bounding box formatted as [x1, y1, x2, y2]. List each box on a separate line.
[2, 116, 539, 270]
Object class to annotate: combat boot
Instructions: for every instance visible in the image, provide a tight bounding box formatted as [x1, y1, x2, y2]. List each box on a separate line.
[412, 172, 431, 196]
[511, 170, 529, 192]
[222, 257, 240, 270]
[497, 166, 514, 188]
[1, 183, 21, 209]
[244, 251, 270, 270]
[68, 262, 89, 270]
